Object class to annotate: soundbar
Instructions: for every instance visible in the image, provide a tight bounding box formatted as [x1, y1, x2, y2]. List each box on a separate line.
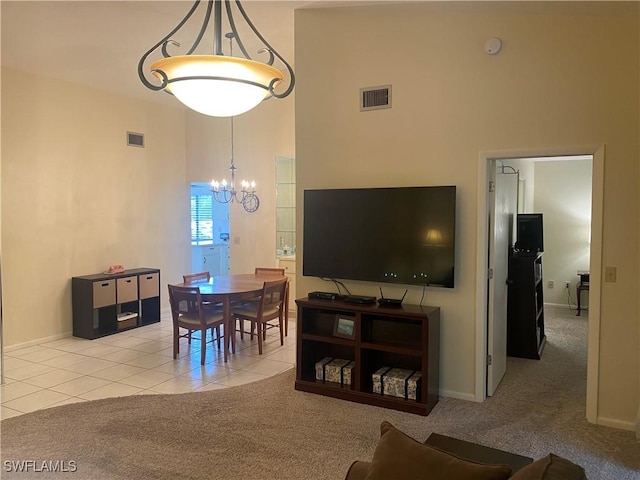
[308, 291, 339, 300]
[344, 295, 377, 304]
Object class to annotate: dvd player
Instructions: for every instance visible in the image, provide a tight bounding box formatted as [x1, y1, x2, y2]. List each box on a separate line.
[344, 295, 377, 304]
[308, 291, 339, 300]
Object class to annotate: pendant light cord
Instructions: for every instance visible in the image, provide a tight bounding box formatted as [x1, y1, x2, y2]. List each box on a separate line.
[230, 116, 235, 168]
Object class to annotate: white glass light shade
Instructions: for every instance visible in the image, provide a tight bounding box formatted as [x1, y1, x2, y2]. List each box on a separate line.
[151, 55, 284, 117]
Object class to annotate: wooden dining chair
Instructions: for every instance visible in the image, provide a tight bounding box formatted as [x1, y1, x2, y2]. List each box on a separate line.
[231, 278, 288, 355]
[168, 284, 228, 365]
[236, 267, 287, 340]
[181, 271, 215, 345]
[182, 271, 211, 283]
[254, 267, 290, 337]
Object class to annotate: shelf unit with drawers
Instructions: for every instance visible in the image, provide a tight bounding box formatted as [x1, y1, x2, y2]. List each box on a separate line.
[72, 268, 160, 339]
[295, 297, 440, 416]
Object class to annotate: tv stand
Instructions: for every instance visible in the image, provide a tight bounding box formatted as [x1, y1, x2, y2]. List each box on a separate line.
[295, 297, 440, 416]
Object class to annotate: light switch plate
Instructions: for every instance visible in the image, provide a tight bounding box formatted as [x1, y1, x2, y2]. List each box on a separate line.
[604, 266, 617, 282]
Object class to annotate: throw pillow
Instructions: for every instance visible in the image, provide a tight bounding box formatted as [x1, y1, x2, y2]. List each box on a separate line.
[364, 421, 512, 480]
[509, 453, 587, 480]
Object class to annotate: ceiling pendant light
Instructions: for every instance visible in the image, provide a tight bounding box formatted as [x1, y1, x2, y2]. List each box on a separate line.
[138, 0, 295, 117]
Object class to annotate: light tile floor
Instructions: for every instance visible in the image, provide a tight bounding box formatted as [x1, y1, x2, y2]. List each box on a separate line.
[0, 311, 296, 419]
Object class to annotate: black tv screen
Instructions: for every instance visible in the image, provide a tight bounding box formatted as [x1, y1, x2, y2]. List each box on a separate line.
[516, 213, 544, 253]
[303, 186, 456, 287]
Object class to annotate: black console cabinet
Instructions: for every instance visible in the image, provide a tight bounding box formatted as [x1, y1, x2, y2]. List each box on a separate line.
[295, 297, 440, 416]
[72, 268, 160, 339]
[507, 253, 545, 359]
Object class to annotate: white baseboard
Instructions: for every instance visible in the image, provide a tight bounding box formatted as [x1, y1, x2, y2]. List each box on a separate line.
[597, 416, 636, 432]
[439, 389, 478, 402]
[5, 331, 73, 352]
[543, 302, 577, 309]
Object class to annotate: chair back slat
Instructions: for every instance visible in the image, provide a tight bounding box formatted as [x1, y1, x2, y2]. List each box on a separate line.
[183, 271, 211, 283]
[255, 267, 285, 276]
[168, 284, 201, 314]
[257, 279, 288, 319]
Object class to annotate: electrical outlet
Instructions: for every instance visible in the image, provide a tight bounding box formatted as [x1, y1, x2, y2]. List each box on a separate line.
[565, 281, 570, 289]
[547, 280, 554, 289]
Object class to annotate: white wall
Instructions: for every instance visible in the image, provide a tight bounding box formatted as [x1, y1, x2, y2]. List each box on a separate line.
[295, 2, 639, 427]
[533, 160, 592, 305]
[1, 67, 189, 346]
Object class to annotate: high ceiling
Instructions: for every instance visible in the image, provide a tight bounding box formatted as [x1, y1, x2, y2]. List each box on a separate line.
[1, 1, 319, 108]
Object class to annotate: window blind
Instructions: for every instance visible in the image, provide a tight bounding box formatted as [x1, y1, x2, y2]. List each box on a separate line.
[191, 194, 214, 245]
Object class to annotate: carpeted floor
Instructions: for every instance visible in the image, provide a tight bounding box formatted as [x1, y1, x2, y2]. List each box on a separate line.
[1, 306, 638, 479]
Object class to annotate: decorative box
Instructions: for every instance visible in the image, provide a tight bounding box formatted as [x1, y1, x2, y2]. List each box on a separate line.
[372, 366, 391, 394]
[383, 368, 414, 399]
[324, 358, 351, 384]
[406, 371, 422, 401]
[342, 361, 355, 385]
[315, 357, 333, 381]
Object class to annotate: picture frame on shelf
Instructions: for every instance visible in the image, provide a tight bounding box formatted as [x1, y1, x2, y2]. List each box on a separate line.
[333, 314, 356, 339]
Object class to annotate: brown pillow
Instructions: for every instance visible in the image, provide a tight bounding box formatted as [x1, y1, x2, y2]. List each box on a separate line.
[364, 421, 512, 480]
[509, 454, 587, 480]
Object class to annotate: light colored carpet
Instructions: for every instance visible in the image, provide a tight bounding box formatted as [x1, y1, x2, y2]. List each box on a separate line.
[1, 306, 638, 479]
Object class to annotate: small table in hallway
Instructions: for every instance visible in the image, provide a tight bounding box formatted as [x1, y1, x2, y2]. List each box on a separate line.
[177, 273, 289, 360]
[576, 271, 589, 316]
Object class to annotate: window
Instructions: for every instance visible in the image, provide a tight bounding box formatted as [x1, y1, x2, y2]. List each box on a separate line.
[191, 194, 213, 245]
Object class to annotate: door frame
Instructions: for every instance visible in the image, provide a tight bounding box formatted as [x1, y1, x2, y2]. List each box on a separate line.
[474, 145, 604, 425]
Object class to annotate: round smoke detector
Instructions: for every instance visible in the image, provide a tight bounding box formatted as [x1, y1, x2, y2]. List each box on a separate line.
[484, 37, 502, 55]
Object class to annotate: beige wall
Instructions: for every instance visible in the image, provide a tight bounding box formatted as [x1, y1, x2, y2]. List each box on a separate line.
[295, 2, 639, 427]
[1, 67, 189, 346]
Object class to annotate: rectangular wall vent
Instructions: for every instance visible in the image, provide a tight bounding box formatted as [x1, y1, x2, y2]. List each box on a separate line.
[360, 85, 392, 111]
[127, 131, 144, 148]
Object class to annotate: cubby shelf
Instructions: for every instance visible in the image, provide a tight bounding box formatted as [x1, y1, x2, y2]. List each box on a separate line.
[72, 268, 161, 340]
[295, 297, 440, 416]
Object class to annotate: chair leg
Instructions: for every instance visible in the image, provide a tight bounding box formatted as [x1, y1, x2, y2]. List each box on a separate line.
[173, 325, 180, 359]
[257, 321, 263, 355]
[279, 316, 284, 346]
[284, 283, 289, 337]
[239, 319, 244, 340]
[215, 325, 221, 349]
[188, 329, 192, 345]
[200, 329, 206, 365]
[231, 317, 236, 354]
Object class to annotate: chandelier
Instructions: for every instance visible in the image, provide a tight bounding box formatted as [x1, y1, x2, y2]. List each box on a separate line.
[211, 117, 260, 213]
[138, 0, 295, 117]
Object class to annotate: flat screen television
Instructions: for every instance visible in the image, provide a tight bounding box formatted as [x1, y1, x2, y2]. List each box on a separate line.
[516, 213, 544, 253]
[303, 186, 456, 287]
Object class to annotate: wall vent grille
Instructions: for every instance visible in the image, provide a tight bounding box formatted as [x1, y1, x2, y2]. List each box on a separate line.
[127, 131, 144, 148]
[360, 85, 392, 111]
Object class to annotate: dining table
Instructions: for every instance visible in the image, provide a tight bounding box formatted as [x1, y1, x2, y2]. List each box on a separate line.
[177, 272, 289, 362]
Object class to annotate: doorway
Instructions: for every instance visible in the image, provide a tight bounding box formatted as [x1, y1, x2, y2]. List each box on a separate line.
[475, 146, 604, 424]
[190, 183, 231, 277]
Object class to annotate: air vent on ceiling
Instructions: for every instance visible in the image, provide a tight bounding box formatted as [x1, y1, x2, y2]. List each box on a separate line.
[127, 131, 144, 148]
[360, 85, 392, 111]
